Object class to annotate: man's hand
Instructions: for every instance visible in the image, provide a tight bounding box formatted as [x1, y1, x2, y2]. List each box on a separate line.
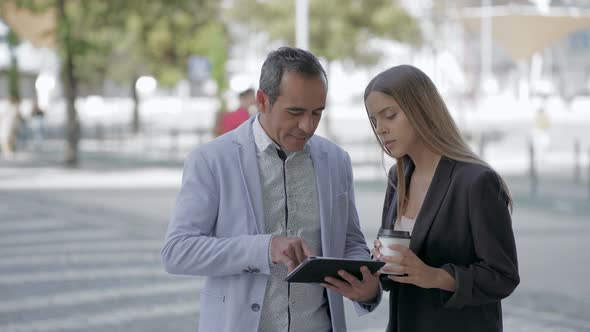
[320, 267, 380, 303]
[271, 236, 314, 272]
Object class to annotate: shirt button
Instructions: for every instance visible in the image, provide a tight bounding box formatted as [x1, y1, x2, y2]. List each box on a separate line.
[251, 303, 260, 312]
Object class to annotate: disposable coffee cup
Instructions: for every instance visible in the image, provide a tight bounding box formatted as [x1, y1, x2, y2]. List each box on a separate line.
[377, 229, 411, 275]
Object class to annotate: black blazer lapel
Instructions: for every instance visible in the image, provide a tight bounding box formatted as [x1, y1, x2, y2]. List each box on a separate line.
[383, 157, 414, 230]
[409, 157, 456, 254]
[382, 177, 398, 231]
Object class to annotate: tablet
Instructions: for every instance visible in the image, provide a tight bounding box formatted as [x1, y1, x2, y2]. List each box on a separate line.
[284, 256, 385, 283]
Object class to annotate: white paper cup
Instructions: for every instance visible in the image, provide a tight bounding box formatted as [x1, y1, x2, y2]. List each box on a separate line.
[377, 229, 411, 275]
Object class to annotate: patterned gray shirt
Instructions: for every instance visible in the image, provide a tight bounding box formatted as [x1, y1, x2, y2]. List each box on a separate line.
[253, 116, 331, 332]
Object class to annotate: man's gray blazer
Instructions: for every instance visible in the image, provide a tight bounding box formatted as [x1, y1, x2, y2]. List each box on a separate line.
[161, 117, 380, 331]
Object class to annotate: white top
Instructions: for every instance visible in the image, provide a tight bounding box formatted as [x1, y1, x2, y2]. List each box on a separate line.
[394, 215, 416, 235]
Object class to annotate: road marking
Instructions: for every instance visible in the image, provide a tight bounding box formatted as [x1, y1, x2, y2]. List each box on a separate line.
[505, 303, 590, 330]
[0, 229, 124, 246]
[0, 219, 74, 232]
[0, 301, 198, 332]
[1, 240, 162, 256]
[0, 252, 162, 268]
[0, 266, 168, 285]
[0, 280, 201, 313]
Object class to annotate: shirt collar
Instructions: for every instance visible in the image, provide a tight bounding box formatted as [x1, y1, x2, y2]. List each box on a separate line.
[252, 114, 311, 156]
[252, 114, 279, 154]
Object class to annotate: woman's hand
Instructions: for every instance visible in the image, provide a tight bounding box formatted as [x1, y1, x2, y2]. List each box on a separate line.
[374, 241, 455, 291]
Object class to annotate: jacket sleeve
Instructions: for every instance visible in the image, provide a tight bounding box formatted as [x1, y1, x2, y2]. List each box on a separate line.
[440, 170, 520, 309]
[161, 149, 273, 277]
[340, 152, 382, 314]
[379, 167, 398, 292]
[343, 153, 372, 260]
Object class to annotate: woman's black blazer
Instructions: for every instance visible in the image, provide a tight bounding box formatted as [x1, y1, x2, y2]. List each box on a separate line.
[381, 157, 520, 332]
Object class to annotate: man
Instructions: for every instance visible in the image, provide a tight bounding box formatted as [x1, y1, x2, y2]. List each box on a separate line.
[219, 88, 256, 135]
[161, 47, 380, 332]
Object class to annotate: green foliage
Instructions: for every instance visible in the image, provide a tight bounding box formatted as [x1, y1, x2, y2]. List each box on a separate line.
[103, 0, 228, 89]
[6, 29, 20, 101]
[7, 0, 228, 89]
[189, 21, 228, 91]
[230, 0, 422, 66]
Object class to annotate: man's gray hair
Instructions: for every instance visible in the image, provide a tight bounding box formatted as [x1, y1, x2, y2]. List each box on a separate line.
[259, 47, 327, 106]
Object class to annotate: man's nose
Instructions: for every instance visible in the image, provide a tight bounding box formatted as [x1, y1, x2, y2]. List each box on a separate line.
[298, 113, 313, 133]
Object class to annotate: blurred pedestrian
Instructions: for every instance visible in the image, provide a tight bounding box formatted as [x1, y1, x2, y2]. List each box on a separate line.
[531, 106, 550, 161]
[161, 47, 380, 332]
[31, 100, 45, 146]
[15, 110, 29, 151]
[219, 88, 256, 135]
[364, 65, 519, 332]
[0, 97, 21, 160]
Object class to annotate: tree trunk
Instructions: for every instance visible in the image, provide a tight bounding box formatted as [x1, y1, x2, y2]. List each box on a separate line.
[1, 102, 20, 159]
[131, 76, 140, 134]
[7, 29, 20, 102]
[5, 29, 21, 155]
[211, 89, 229, 137]
[58, 0, 80, 167]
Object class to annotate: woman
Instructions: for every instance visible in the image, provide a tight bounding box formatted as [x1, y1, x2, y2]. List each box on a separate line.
[366, 65, 519, 332]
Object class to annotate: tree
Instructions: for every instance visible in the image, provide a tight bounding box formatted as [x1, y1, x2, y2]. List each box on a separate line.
[231, 0, 421, 64]
[103, 1, 228, 134]
[2, 28, 22, 157]
[55, 0, 80, 166]
[6, 29, 20, 102]
[5, 0, 86, 166]
[6, 0, 228, 164]
[1, 4, 30, 157]
[230, 0, 422, 136]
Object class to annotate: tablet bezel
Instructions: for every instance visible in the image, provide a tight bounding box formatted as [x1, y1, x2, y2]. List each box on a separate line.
[284, 256, 385, 283]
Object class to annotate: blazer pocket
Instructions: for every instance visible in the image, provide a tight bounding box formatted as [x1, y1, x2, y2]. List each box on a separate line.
[199, 290, 226, 331]
[201, 289, 225, 302]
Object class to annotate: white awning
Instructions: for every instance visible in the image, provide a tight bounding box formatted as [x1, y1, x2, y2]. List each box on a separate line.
[0, 1, 56, 49]
[459, 6, 590, 60]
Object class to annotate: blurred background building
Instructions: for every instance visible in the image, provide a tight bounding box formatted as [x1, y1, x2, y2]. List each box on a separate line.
[1, 0, 589, 169]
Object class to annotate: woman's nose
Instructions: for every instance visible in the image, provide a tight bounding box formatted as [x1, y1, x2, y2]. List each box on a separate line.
[375, 122, 387, 135]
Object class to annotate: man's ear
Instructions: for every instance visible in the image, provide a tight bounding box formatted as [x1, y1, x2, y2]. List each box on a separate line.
[256, 90, 269, 114]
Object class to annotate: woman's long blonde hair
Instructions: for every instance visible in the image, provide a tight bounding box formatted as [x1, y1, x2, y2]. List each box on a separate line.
[364, 65, 512, 217]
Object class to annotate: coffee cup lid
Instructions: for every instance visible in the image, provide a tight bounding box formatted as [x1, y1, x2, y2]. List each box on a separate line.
[378, 228, 411, 239]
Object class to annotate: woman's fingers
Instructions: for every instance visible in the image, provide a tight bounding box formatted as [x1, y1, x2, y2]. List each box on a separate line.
[381, 265, 407, 275]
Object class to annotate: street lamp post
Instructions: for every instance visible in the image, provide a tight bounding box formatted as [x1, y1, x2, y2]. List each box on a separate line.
[481, 0, 492, 93]
[295, 0, 309, 49]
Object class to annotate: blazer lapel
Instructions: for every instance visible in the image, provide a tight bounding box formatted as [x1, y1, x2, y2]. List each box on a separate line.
[384, 158, 414, 230]
[384, 190, 398, 230]
[308, 138, 332, 256]
[234, 117, 265, 234]
[409, 157, 456, 253]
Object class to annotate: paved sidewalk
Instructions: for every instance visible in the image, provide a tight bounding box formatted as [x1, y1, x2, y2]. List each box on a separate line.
[3, 139, 589, 214]
[1, 143, 589, 331]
